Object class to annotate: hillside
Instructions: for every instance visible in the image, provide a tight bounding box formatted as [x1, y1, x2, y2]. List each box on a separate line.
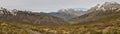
[1, 2, 120, 34]
[1, 10, 120, 34]
[70, 2, 120, 24]
[0, 8, 68, 26]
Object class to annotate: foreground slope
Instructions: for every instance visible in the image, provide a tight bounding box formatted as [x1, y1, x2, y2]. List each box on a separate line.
[1, 10, 120, 34]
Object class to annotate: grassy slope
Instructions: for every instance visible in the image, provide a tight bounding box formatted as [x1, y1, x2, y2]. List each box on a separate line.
[1, 13, 120, 34]
[0, 10, 120, 34]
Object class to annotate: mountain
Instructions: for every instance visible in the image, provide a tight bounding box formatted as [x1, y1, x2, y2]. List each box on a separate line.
[88, 2, 120, 12]
[1, 2, 120, 34]
[48, 8, 87, 20]
[0, 7, 68, 26]
[70, 2, 120, 24]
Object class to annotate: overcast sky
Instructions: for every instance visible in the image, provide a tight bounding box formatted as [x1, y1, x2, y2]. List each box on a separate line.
[0, 0, 120, 12]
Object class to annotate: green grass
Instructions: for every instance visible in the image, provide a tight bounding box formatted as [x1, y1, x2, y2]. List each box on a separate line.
[0, 10, 120, 34]
[0, 18, 120, 34]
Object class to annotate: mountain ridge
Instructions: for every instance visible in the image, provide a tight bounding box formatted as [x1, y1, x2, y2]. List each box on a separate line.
[49, 8, 87, 20]
[0, 7, 69, 26]
[70, 2, 120, 24]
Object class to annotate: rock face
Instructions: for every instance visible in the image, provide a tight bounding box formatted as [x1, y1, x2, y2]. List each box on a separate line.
[49, 8, 87, 20]
[0, 7, 18, 16]
[0, 7, 11, 15]
[88, 2, 120, 12]
[70, 2, 120, 24]
[0, 7, 69, 26]
[100, 2, 120, 10]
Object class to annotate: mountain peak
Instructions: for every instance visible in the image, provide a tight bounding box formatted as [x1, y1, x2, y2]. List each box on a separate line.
[100, 2, 120, 10]
[104, 2, 119, 5]
[88, 2, 120, 12]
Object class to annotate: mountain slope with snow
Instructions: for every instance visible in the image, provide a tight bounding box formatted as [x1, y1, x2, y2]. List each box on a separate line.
[49, 8, 87, 20]
[70, 2, 120, 24]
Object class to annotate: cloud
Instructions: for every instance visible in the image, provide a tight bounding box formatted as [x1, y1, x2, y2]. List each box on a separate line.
[0, 0, 120, 12]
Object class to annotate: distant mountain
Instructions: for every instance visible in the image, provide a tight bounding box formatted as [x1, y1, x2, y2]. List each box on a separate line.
[88, 2, 120, 12]
[0, 7, 68, 26]
[70, 2, 120, 24]
[1, 2, 120, 34]
[48, 8, 87, 20]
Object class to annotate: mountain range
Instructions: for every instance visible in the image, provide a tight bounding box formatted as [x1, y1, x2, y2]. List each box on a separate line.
[48, 8, 87, 20]
[0, 8, 68, 26]
[0, 2, 120, 34]
[0, 2, 120, 25]
[70, 2, 120, 24]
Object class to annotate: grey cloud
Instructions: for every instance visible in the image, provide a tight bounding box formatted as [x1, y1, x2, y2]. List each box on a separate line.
[0, 0, 120, 12]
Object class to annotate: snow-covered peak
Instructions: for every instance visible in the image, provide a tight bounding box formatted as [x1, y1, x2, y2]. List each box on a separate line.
[104, 2, 119, 5]
[88, 2, 120, 12]
[0, 7, 19, 16]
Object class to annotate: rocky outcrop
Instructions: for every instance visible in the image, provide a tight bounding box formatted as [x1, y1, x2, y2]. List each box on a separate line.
[88, 2, 120, 12]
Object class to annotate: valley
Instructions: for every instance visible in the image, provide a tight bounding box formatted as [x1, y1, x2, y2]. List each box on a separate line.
[0, 2, 120, 34]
